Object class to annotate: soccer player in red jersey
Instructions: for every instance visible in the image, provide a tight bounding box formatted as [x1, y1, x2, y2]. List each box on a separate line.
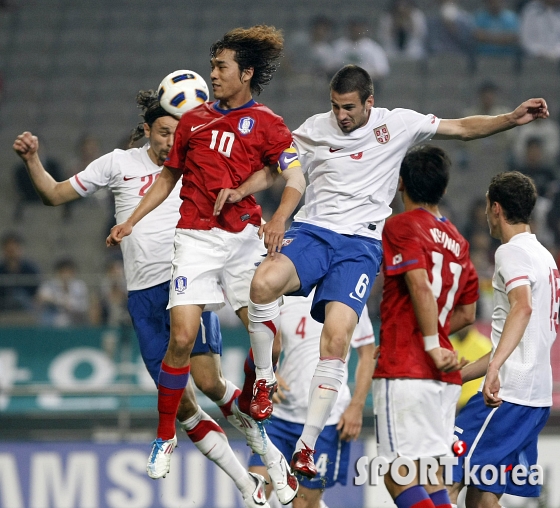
[107, 25, 304, 497]
[373, 145, 479, 508]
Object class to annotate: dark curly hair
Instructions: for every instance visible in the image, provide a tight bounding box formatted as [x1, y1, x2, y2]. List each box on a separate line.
[210, 25, 284, 95]
[129, 90, 173, 146]
[488, 171, 537, 225]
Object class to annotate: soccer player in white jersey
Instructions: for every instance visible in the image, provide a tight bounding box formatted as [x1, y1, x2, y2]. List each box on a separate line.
[248, 291, 376, 508]
[449, 172, 557, 508]
[232, 64, 550, 477]
[12, 90, 275, 508]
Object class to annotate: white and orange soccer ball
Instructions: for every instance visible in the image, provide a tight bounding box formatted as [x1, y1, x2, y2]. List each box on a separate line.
[157, 70, 209, 118]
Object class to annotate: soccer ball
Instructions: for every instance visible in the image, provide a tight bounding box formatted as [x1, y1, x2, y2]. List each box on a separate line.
[157, 70, 209, 118]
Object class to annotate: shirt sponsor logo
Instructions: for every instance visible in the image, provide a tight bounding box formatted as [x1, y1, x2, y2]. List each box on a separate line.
[174, 276, 188, 294]
[374, 124, 390, 144]
[238, 116, 255, 135]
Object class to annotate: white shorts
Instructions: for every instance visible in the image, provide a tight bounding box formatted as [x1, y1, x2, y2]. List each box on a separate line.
[372, 378, 460, 461]
[168, 225, 266, 312]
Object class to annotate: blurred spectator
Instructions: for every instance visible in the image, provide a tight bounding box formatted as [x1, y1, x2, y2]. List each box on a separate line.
[286, 16, 339, 78]
[450, 325, 493, 409]
[473, 0, 520, 56]
[378, 0, 428, 60]
[546, 188, 560, 259]
[427, 0, 475, 56]
[12, 139, 65, 222]
[520, 0, 560, 60]
[463, 80, 510, 116]
[0, 232, 40, 312]
[98, 257, 130, 327]
[511, 116, 560, 168]
[69, 133, 102, 176]
[513, 137, 557, 197]
[333, 19, 390, 82]
[37, 257, 89, 327]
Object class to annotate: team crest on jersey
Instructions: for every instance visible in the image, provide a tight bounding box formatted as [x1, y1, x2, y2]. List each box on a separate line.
[374, 124, 390, 144]
[393, 253, 403, 265]
[174, 276, 188, 294]
[238, 116, 255, 135]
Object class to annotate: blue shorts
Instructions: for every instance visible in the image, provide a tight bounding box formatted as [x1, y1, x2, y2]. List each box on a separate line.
[280, 222, 383, 323]
[452, 392, 550, 497]
[248, 415, 350, 489]
[127, 281, 222, 385]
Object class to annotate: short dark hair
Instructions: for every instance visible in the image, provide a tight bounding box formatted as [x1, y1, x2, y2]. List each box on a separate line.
[210, 25, 284, 95]
[488, 171, 537, 224]
[400, 145, 451, 205]
[129, 90, 173, 146]
[330, 65, 374, 104]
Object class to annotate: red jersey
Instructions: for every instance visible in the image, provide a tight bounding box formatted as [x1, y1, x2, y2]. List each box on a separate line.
[165, 100, 293, 232]
[374, 208, 479, 385]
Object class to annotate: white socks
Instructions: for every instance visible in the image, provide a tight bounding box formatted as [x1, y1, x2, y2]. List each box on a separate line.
[296, 357, 345, 452]
[248, 299, 280, 381]
[179, 406, 254, 496]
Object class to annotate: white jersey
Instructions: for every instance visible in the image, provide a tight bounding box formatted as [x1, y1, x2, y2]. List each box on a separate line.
[69, 145, 181, 291]
[490, 232, 558, 407]
[273, 294, 375, 425]
[292, 107, 440, 240]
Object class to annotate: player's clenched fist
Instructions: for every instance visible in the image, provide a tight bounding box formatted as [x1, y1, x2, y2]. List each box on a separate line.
[107, 222, 133, 247]
[13, 131, 39, 160]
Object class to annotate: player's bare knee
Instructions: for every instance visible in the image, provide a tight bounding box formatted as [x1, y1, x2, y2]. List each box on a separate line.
[250, 272, 280, 303]
[321, 334, 349, 359]
[192, 370, 225, 401]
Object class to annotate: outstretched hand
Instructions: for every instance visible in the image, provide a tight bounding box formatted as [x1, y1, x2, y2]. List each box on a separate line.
[214, 188, 243, 216]
[427, 347, 469, 373]
[259, 215, 286, 256]
[511, 98, 549, 126]
[13, 131, 39, 161]
[106, 222, 133, 247]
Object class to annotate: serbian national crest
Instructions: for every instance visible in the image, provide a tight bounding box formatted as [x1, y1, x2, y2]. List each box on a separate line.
[238, 116, 255, 135]
[374, 124, 390, 144]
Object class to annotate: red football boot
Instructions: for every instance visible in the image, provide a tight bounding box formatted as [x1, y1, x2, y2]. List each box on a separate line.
[290, 443, 317, 479]
[249, 378, 277, 421]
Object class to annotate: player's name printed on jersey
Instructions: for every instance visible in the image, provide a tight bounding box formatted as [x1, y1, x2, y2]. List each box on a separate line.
[430, 227, 461, 257]
[353, 455, 544, 488]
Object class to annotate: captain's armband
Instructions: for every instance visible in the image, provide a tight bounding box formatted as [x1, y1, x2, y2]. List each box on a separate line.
[277, 146, 301, 173]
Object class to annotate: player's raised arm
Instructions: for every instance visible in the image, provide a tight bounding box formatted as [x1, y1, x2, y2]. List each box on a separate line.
[13, 131, 80, 206]
[434, 98, 549, 141]
[260, 148, 306, 256]
[107, 166, 181, 246]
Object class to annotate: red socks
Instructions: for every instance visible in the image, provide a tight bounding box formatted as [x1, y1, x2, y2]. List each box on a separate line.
[157, 362, 190, 440]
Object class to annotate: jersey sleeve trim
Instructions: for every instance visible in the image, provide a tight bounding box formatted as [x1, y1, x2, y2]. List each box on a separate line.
[70, 174, 89, 196]
[386, 259, 419, 271]
[505, 275, 529, 287]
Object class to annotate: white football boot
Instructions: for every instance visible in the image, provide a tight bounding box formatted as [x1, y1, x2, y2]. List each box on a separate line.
[146, 435, 177, 479]
[243, 472, 270, 508]
[267, 453, 299, 505]
[231, 402, 268, 455]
